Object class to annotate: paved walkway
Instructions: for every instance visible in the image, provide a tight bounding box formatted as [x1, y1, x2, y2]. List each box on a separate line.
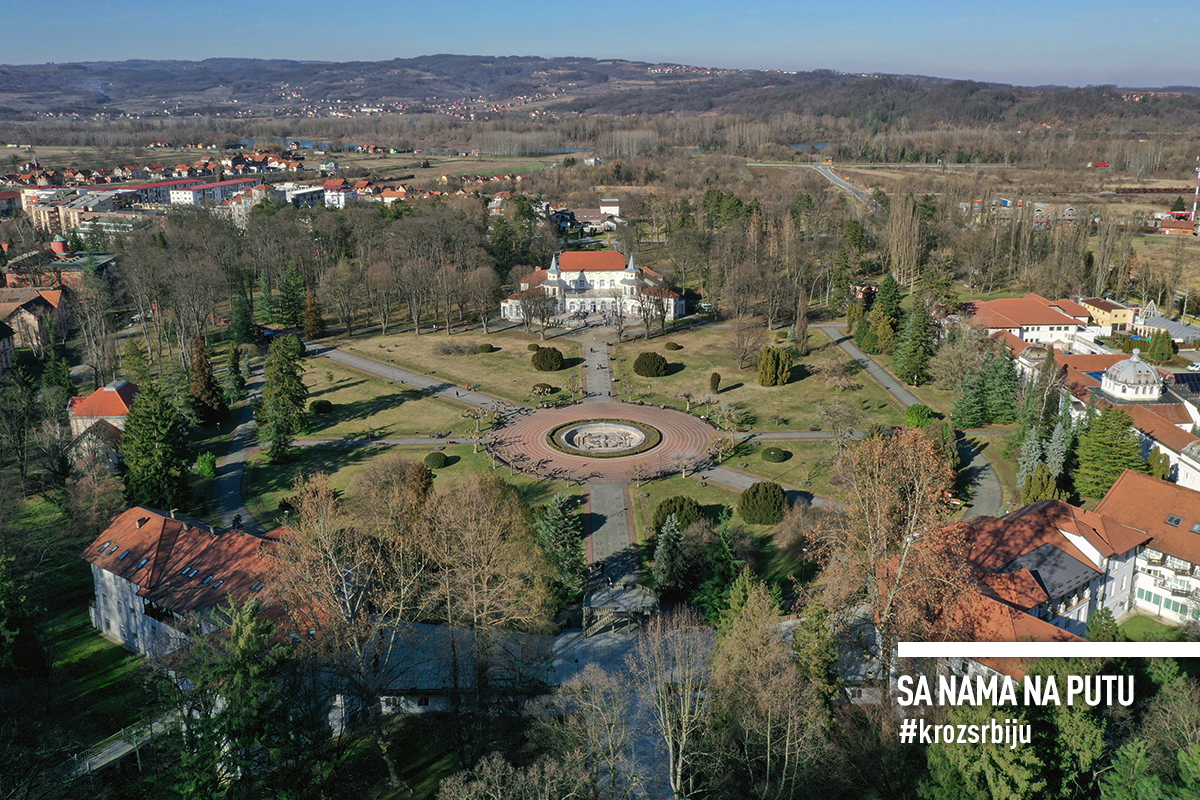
[304, 340, 523, 413]
[814, 324, 922, 407]
[213, 366, 265, 532]
[580, 328, 616, 402]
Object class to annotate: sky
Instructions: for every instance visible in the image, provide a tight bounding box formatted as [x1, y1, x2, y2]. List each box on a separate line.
[5, 0, 1197, 88]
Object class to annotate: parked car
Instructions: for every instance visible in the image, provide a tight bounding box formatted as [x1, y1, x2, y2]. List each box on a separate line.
[1187, 362, 1200, 372]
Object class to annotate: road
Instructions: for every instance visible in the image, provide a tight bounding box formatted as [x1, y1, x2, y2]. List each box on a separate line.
[747, 162, 882, 212]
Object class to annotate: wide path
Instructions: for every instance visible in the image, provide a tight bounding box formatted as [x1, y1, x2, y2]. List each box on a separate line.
[815, 324, 922, 407]
[213, 365, 265, 532]
[580, 328, 616, 402]
[814, 323, 1004, 519]
[305, 340, 521, 413]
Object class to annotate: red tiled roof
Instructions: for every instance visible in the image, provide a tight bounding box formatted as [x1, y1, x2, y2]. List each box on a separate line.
[948, 591, 1084, 679]
[967, 294, 1086, 330]
[992, 330, 1033, 356]
[1125, 405, 1200, 453]
[1082, 298, 1127, 313]
[81, 507, 284, 617]
[559, 251, 627, 272]
[965, 499, 1147, 569]
[1096, 471, 1200, 564]
[68, 381, 139, 419]
[976, 568, 1049, 609]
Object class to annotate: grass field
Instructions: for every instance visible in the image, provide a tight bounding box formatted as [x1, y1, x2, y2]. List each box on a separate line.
[335, 328, 583, 407]
[304, 360, 472, 439]
[613, 327, 904, 429]
[723, 440, 844, 501]
[14, 497, 147, 744]
[1119, 614, 1183, 642]
[244, 441, 581, 528]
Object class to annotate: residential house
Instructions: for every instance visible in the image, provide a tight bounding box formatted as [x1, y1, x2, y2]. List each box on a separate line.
[82, 507, 283, 657]
[0, 287, 59, 348]
[68, 380, 139, 469]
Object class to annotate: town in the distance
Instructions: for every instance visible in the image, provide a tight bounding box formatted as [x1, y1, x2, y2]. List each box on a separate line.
[5, 68, 1200, 800]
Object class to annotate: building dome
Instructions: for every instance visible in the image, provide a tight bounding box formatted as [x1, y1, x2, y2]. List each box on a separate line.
[1101, 349, 1163, 401]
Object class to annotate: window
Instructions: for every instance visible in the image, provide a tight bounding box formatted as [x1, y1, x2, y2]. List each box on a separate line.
[181, 566, 192, 575]
[100, 541, 111, 552]
[1121, 576, 1127, 591]
[418, 697, 430, 707]
[1154, 593, 1163, 605]
[1190, 523, 1200, 534]
[1138, 588, 1146, 600]
[202, 575, 213, 585]
[187, 568, 198, 577]
[213, 580, 224, 588]
[960, 660, 969, 674]
[1168, 516, 1183, 527]
[251, 580, 265, 593]
[849, 688, 863, 699]
[136, 558, 149, 569]
[119, 549, 131, 560]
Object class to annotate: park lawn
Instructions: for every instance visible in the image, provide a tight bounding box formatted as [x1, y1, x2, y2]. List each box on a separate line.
[14, 498, 147, 743]
[613, 327, 903, 429]
[1119, 614, 1183, 642]
[244, 443, 581, 527]
[335, 327, 582, 406]
[303, 360, 472, 439]
[722, 440, 845, 502]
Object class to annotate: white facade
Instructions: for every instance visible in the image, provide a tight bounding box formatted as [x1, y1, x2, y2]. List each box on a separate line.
[501, 253, 684, 323]
[89, 563, 186, 657]
[1134, 546, 1200, 623]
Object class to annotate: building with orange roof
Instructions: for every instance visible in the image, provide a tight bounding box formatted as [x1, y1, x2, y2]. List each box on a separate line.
[1096, 470, 1200, 625]
[966, 293, 1091, 347]
[82, 507, 286, 656]
[500, 251, 683, 324]
[68, 380, 139, 469]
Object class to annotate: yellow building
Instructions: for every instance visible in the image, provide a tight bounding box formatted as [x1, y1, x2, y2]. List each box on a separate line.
[1081, 298, 1132, 333]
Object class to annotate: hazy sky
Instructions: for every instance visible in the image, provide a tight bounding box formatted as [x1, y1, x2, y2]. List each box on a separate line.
[5, 0, 1195, 87]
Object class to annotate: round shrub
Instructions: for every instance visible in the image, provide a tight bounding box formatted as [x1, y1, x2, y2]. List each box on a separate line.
[194, 451, 218, 478]
[634, 351, 668, 378]
[532, 346, 564, 371]
[653, 495, 703, 534]
[905, 404, 934, 429]
[477, 342, 496, 354]
[527, 342, 541, 352]
[424, 451, 448, 469]
[739, 481, 789, 525]
[664, 341, 682, 351]
[309, 399, 334, 415]
[761, 447, 790, 463]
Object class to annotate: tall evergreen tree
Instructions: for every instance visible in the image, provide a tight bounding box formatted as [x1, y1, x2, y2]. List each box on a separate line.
[189, 336, 227, 425]
[303, 288, 326, 340]
[230, 294, 256, 343]
[893, 303, 934, 385]
[119, 338, 151, 386]
[875, 272, 902, 326]
[276, 267, 306, 328]
[983, 350, 1020, 423]
[652, 514, 687, 594]
[534, 493, 585, 600]
[953, 368, 988, 428]
[258, 335, 308, 462]
[1020, 463, 1063, 503]
[1074, 406, 1147, 498]
[1044, 421, 1069, 479]
[121, 382, 190, 509]
[1099, 739, 1164, 800]
[855, 311, 880, 354]
[869, 305, 898, 354]
[1017, 434, 1043, 491]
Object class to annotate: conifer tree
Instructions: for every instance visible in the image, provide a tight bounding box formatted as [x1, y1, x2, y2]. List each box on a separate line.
[277, 267, 306, 327]
[42, 351, 74, 397]
[121, 382, 190, 509]
[303, 288, 326, 340]
[869, 306, 897, 354]
[893, 303, 934, 385]
[652, 514, 687, 594]
[1020, 463, 1062, 503]
[1044, 421, 1069, 479]
[846, 299, 864, 332]
[855, 311, 880, 354]
[1075, 406, 1147, 498]
[189, 336, 228, 424]
[230, 294, 255, 343]
[534, 493, 585, 599]
[259, 335, 308, 462]
[982, 350, 1019, 423]
[875, 272, 902, 326]
[953, 368, 988, 429]
[120, 338, 151, 386]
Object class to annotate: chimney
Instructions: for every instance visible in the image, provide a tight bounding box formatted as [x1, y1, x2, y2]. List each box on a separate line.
[170, 508, 178, 519]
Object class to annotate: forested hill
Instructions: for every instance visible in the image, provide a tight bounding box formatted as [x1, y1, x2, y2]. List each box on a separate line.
[1, 54, 1199, 129]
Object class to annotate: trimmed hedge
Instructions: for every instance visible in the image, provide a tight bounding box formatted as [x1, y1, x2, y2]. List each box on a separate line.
[478, 342, 496, 353]
[653, 495, 704, 534]
[532, 346, 564, 371]
[424, 451, 448, 469]
[710, 372, 721, 393]
[309, 399, 334, 415]
[761, 447, 790, 463]
[739, 481, 789, 525]
[634, 351, 668, 378]
[664, 341, 682, 351]
[527, 342, 541, 352]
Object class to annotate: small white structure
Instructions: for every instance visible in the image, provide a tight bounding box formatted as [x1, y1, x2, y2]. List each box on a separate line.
[1100, 350, 1164, 402]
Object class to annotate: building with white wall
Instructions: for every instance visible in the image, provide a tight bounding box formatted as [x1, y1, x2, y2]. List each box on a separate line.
[500, 251, 684, 323]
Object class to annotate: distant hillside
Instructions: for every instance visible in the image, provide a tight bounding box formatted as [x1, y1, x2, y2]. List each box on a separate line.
[1, 55, 1199, 130]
